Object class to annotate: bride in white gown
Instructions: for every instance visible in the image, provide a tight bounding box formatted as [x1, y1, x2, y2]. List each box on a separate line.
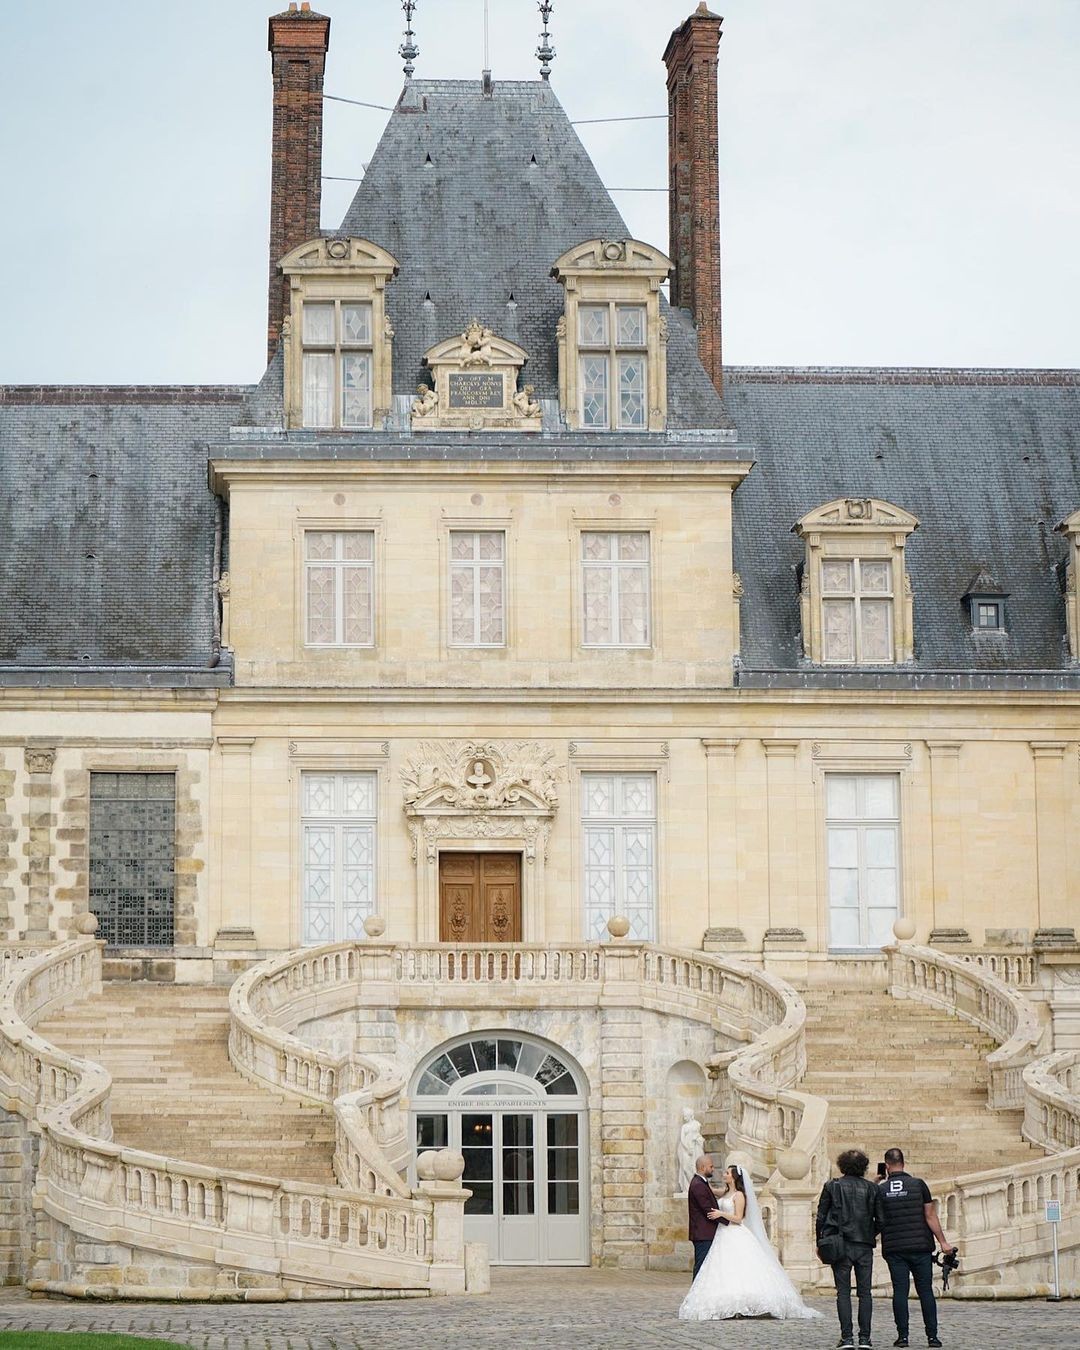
[679, 1163, 821, 1321]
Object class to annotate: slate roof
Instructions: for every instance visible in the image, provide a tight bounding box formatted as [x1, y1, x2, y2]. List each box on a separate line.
[724, 368, 1080, 684]
[0, 389, 250, 684]
[339, 79, 734, 432]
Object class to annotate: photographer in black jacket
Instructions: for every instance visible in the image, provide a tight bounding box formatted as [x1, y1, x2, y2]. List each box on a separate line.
[817, 1148, 881, 1350]
[877, 1148, 956, 1348]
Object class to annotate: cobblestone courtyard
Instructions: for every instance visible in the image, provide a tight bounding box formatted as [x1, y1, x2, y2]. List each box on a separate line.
[0, 1270, 1077, 1349]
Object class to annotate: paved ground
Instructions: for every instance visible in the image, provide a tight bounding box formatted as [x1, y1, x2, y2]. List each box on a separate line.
[0, 1270, 1076, 1349]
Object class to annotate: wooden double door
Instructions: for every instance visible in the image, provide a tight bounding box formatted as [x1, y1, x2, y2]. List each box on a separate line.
[439, 852, 522, 942]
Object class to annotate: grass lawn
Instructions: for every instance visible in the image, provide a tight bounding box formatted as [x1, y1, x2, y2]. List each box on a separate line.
[0, 1337, 191, 1349]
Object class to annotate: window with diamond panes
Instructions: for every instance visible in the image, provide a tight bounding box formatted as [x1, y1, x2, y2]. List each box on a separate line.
[581, 773, 657, 941]
[826, 774, 900, 949]
[301, 300, 373, 429]
[581, 532, 650, 647]
[578, 303, 647, 430]
[304, 530, 374, 647]
[301, 772, 377, 945]
[89, 773, 176, 947]
[449, 531, 506, 647]
[820, 558, 894, 664]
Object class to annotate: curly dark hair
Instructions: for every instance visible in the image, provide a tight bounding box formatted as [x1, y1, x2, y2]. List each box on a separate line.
[837, 1149, 870, 1177]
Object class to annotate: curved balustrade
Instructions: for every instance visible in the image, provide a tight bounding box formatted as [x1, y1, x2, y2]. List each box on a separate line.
[888, 941, 1080, 1293]
[0, 940, 468, 1299]
[230, 940, 830, 1211]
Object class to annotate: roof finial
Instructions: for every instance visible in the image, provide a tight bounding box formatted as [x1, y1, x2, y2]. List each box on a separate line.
[536, 2, 555, 81]
[400, 1, 419, 81]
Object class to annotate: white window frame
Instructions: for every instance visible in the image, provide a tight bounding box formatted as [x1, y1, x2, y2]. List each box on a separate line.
[825, 772, 901, 951]
[820, 557, 895, 665]
[303, 529, 376, 648]
[577, 302, 648, 431]
[300, 771, 378, 945]
[448, 530, 507, 649]
[580, 531, 651, 648]
[301, 298, 374, 430]
[581, 772, 657, 942]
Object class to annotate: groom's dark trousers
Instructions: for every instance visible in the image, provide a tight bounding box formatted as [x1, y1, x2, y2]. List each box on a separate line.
[687, 1172, 719, 1279]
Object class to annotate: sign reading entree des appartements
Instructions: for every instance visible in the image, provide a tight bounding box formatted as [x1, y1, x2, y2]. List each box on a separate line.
[448, 372, 504, 408]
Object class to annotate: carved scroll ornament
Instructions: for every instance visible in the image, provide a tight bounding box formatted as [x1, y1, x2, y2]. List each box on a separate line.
[400, 740, 561, 814]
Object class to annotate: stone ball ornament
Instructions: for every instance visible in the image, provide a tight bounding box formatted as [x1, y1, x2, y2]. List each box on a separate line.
[776, 1148, 812, 1181]
[433, 1150, 466, 1182]
[606, 914, 631, 940]
[75, 913, 99, 936]
[415, 1151, 438, 1181]
[363, 914, 387, 939]
[892, 917, 917, 942]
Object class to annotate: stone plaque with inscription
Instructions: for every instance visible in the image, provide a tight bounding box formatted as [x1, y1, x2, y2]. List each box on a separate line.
[412, 321, 541, 432]
[448, 372, 504, 409]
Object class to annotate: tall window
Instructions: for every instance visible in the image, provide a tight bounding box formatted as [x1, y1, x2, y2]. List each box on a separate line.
[826, 774, 900, 949]
[301, 300, 373, 429]
[301, 772, 377, 945]
[449, 531, 506, 647]
[304, 530, 375, 647]
[581, 773, 657, 941]
[821, 558, 893, 663]
[578, 303, 647, 430]
[89, 773, 175, 947]
[581, 532, 650, 647]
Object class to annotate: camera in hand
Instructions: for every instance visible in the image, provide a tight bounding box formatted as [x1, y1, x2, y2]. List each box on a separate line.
[933, 1246, 960, 1290]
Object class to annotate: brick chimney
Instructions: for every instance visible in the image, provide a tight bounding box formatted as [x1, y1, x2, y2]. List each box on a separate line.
[663, 5, 724, 395]
[267, 3, 331, 363]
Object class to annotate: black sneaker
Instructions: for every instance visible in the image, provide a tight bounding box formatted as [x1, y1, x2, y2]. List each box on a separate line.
[927, 1341, 942, 1348]
[893, 1340, 908, 1348]
[859, 1341, 873, 1349]
[838, 1340, 855, 1349]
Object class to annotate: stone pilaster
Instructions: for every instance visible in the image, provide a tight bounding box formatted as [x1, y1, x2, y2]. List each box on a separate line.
[702, 738, 743, 945]
[21, 745, 56, 941]
[927, 741, 969, 943]
[599, 1006, 646, 1268]
[763, 740, 800, 936]
[1032, 743, 1073, 943]
[0, 755, 16, 939]
[217, 738, 256, 941]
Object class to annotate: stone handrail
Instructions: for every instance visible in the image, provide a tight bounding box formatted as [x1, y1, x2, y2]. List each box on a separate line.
[887, 941, 1079, 1295]
[888, 942, 1047, 1110]
[230, 941, 830, 1204]
[0, 940, 469, 1298]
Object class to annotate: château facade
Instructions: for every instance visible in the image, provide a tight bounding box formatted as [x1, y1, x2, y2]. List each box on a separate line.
[1, 3, 1079, 1299]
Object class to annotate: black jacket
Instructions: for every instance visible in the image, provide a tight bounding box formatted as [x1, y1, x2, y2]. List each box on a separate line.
[877, 1171, 935, 1255]
[816, 1174, 881, 1248]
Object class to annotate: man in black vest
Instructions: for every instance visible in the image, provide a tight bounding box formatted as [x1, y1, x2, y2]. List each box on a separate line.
[816, 1148, 882, 1349]
[877, 1148, 956, 1348]
[687, 1153, 726, 1279]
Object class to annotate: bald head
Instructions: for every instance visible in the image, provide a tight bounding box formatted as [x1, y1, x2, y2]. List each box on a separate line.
[695, 1154, 713, 1176]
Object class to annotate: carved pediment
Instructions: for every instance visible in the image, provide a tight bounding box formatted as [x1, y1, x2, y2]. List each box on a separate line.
[401, 741, 561, 814]
[412, 322, 541, 432]
[551, 237, 673, 280]
[794, 497, 919, 536]
[279, 236, 400, 278]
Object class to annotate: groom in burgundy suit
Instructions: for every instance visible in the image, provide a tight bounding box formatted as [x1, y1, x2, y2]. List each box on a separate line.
[688, 1154, 726, 1278]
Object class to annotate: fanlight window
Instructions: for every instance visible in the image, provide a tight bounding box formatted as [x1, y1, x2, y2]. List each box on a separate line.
[415, 1036, 578, 1097]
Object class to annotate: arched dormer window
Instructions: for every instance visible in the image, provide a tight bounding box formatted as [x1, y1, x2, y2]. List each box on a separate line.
[794, 498, 919, 665]
[280, 237, 399, 431]
[551, 238, 671, 432]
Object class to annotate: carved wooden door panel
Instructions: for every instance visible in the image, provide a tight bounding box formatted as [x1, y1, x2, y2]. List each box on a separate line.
[439, 852, 522, 942]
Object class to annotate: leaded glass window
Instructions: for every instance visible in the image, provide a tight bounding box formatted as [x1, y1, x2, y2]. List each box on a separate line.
[581, 532, 650, 647]
[301, 772, 377, 945]
[820, 557, 894, 664]
[577, 303, 647, 430]
[581, 772, 657, 941]
[89, 773, 175, 948]
[449, 531, 506, 647]
[301, 299, 373, 429]
[304, 530, 374, 647]
[826, 774, 900, 949]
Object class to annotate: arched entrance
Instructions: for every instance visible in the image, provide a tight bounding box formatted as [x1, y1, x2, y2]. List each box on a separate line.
[411, 1031, 589, 1265]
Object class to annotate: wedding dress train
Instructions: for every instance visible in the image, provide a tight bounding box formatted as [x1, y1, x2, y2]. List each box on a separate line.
[678, 1193, 821, 1321]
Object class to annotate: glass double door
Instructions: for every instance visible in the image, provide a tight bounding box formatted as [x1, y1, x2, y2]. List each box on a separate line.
[415, 1107, 586, 1265]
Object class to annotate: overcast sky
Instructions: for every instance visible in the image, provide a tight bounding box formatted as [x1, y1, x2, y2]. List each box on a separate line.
[2, 0, 1078, 384]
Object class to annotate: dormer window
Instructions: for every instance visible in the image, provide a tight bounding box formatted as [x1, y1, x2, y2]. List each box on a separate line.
[579, 303, 648, 430]
[552, 238, 672, 432]
[279, 237, 399, 431]
[963, 566, 1008, 635]
[301, 301, 373, 428]
[974, 600, 1004, 630]
[794, 498, 919, 666]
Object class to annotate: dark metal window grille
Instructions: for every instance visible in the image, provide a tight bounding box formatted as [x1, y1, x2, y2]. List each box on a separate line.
[89, 773, 176, 948]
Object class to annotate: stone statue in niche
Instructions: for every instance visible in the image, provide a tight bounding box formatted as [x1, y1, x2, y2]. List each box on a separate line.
[412, 384, 438, 417]
[675, 1106, 707, 1194]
